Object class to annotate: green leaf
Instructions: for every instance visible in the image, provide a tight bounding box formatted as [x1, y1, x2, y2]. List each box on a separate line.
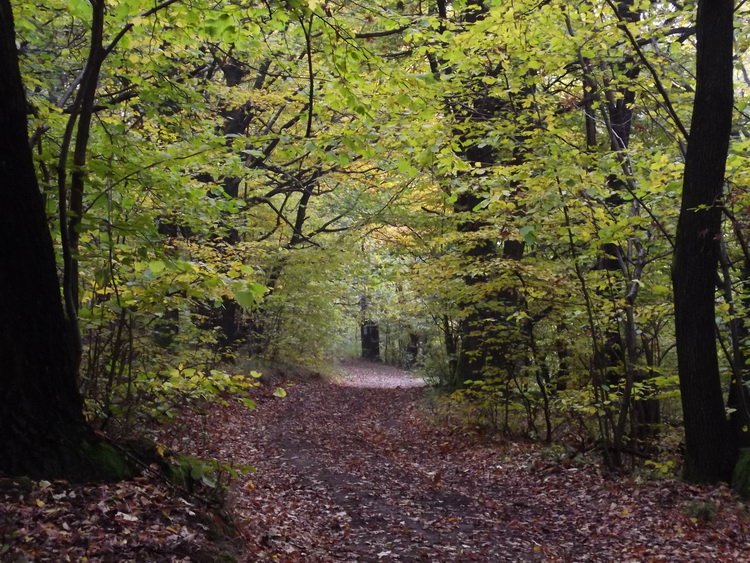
[472, 198, 488, 212]
[241, 398, 257, 410]
[190, 464, 205, 480]
[247, 282, 267, 296]
[235, 282, 266, 308]
[68, 0, 91, 20]
[273, 388, 287, 398]
[519, 225, 536, 245]
[235, 289, 258, 308]
[148, 260, 166, 275]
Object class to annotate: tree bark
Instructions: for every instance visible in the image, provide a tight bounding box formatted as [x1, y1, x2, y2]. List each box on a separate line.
[672, 0, 735, 483]
[443, 0, 530, 385]
[0, 0, 131, 481]
[361, 320, 381, 361]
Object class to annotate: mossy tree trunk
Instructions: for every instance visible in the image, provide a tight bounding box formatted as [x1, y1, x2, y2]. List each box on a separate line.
[732, 448, 750, 499]
[0, 0, 132, 482]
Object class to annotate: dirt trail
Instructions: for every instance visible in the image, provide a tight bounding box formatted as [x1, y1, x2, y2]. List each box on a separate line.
[174, 360, 750, 562]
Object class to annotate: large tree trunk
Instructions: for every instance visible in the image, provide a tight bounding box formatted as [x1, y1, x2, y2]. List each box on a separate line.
[672, 0, 735, 483]
[446, 0, 529, 386]
[0, 0, 131, 481]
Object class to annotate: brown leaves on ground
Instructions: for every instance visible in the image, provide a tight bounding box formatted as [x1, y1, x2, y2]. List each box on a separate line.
[0, 474, 234, 561]
[3, 359, 750, 561]
[172, 359, 750, 561]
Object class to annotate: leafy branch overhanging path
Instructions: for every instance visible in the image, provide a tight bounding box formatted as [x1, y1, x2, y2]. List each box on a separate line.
[175, 360, 750, 561]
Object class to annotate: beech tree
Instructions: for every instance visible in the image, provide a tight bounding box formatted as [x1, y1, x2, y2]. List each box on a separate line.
[672, 0, 736, 483]
[0, 0, 129, 480]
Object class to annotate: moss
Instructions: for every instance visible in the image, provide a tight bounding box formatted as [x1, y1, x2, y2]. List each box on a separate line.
[684, 500, 718, 522]
[81, 441, 137, 481]
[163, 457, 193, 491]
[732, 448, 750, 500]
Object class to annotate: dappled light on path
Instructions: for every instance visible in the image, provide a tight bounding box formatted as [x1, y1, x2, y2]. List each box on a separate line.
[336, 359, 426, 388]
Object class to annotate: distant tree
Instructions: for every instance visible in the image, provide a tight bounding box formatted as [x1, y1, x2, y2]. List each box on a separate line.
[672, 0, 736, 483]
[0, 0, 130, 481]
[361, 320, 381, 361]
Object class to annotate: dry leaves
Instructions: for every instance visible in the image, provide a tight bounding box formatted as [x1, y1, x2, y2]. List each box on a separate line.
[170, 360, 750, 561]
[0, 474, 234, 561]
[3, 359, 750, 561]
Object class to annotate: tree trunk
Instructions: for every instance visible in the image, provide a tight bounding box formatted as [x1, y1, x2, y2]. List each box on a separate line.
[361, 320, 381, 361]
[672, 0, 735, 483]
[447, 0, 530, 385]
[0, 0, 131, 481]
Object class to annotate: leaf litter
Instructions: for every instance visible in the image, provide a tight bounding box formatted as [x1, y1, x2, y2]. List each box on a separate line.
[3, 359, 750, 561]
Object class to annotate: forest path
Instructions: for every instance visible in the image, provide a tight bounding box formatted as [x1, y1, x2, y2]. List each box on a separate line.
[175, 360, 750, 561]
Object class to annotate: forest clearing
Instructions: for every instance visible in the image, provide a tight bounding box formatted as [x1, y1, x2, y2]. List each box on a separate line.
[3, 360, 750, 561]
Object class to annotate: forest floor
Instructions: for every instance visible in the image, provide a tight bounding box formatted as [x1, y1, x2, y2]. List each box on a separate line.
[3, 359, 750, 561]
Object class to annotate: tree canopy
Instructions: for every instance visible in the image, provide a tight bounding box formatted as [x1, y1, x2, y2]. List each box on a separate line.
[4, 0, 750, 484]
